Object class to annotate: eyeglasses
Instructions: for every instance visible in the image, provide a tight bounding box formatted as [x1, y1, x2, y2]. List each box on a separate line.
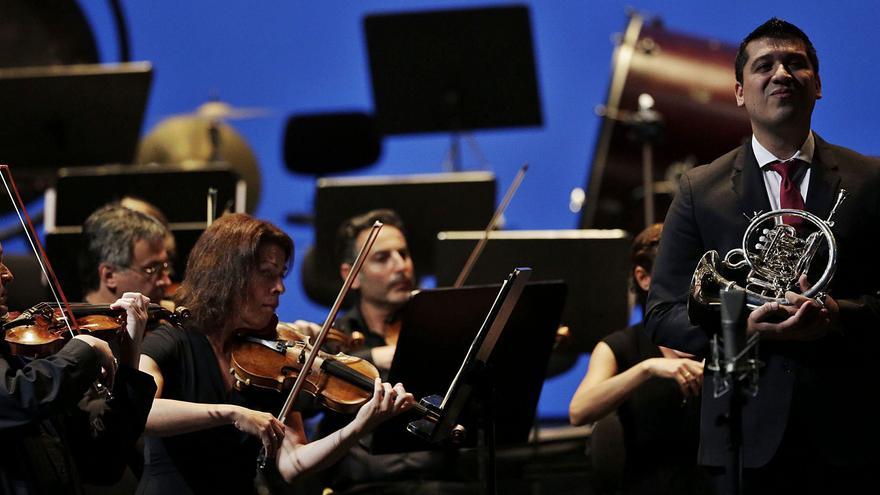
[132, 260, 171, 278]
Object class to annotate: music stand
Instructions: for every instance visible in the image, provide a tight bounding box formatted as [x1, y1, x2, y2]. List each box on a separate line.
[364, 5, 541, 170]
[370, 278, 566, 455]
[435, 229, 631, 352]
[303, 172, 496, 306]
[0, 62, 153, 168]
[43, 163, 245, 300]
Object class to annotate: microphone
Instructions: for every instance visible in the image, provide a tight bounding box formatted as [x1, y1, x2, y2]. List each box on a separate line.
[709, 286, 762, 399]
[720, 287, 746, 375]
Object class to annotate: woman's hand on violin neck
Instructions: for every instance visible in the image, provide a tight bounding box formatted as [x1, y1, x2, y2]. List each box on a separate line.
[111, 292, 151, 368]
[73, 334, 118, 391]
[230, 405, 286, 459]
[352, 378, 415, 434]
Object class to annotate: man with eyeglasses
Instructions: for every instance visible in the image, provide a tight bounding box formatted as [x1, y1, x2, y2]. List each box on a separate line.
[80, 204, 172, 306]
[76, 203, 172, 492]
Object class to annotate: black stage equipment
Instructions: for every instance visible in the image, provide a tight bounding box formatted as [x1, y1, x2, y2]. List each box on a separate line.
[364, 5, 542, 136]
[44, 163, 245, 300]
[435, 229, 631, 353]
[0, 62, 152, 169]
[283, 112, 381, 175]
[371, 277, 565, 458]
[0, 62, 153, 212]
[301, 172, 496, 306]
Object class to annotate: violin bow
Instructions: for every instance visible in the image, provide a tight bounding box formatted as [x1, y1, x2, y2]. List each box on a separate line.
[453, 163, 528, 288]
[0, 165, 79, 336]
[258, 220, 383, 468]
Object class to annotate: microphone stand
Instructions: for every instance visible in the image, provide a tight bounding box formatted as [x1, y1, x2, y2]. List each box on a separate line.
[719, 288, 746, 495]
[713, 287, 763, 495]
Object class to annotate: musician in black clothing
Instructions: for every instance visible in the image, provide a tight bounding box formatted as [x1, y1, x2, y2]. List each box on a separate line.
[317, 209, 477, 495]
[333, 209, 415, 373]
[0, 241, 156, 494]
[569, 224, 711, 495]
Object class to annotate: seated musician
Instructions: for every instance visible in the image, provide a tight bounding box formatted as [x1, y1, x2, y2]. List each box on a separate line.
[333, 208, 415, 372]
[81, 204, 173, 305]
[136, 213, 414, 494]
[568, 224, 711, 495]
[316, 208, 477, 495]
[78, 201, 179, 495]
[117, 196, 179, 277]
[0, 240, 157, 494]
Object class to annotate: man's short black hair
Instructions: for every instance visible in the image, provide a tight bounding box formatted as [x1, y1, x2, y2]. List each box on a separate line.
[735, 18, 819, 84]
[335, 209, 406, 265]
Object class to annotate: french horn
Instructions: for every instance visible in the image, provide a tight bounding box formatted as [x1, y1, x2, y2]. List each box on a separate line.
[688, 189, 848, 324]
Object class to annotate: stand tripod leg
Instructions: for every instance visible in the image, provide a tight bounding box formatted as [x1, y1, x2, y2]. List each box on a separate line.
[476, 381, 497, 495]
[642, 141, 654, 228]
[443, 132, 463, 172]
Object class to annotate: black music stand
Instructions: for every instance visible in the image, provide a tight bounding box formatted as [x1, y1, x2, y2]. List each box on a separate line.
[302, 172, 496, 306]
[370, 278, 566, 455]
[0, 62, 153, 168]
[44, 163, 245, 300]
[364, 5, 541, 170]
[435, 230, 631, 353]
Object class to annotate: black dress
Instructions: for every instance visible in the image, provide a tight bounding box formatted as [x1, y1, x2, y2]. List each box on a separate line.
[0, 338, 156, 495]
[137, 324, 263, 495]
[601, 323, 710, 495]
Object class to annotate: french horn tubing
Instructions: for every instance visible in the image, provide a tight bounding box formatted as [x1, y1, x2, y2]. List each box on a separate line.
[688, 189, 848, 324]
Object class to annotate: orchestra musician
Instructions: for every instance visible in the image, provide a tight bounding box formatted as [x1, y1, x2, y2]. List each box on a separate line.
[569, 224, 711, 495]
[135, 213, 414, 494]
[332, 208, 415, 373]
[78, 202, 177, 494]
[81, 204, 173, 306]
[0, 240, 157, 494]
[316, 208, 477, 495]
[646, 18, 880, 493]
[117, 196, 179, 276]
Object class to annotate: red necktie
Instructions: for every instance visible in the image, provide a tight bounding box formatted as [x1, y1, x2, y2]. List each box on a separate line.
[767, 160, 805, 227]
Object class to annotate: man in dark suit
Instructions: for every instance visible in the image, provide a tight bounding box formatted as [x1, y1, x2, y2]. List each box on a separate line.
[646, 18, 880, 494]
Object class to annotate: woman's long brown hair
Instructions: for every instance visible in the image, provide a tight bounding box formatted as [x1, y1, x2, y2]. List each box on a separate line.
[175, 213, 293, 333]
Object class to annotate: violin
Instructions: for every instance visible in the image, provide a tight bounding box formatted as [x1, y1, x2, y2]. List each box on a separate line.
[2, 302, 191, 359]
[229, 332, 436, 418]
[230, 334, 378, 414]
[275, 320, 365, 355]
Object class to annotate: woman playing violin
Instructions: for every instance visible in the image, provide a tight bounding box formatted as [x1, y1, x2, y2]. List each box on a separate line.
[0, 241, 157, 494]
[137, 213, 414, 494]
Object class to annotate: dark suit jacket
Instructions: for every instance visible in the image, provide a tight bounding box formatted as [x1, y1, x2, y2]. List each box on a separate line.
[646, 135, 880, 468]
[0, 338, 156, 494]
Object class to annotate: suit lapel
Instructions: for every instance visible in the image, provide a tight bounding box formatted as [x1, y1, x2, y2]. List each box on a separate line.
[804, 135, 841, 219]
[731, 141, 771, 220]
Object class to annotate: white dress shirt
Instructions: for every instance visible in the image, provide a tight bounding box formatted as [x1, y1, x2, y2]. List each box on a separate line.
[752, 132, 815, 211]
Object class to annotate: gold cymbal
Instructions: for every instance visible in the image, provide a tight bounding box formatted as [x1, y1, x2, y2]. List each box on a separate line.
[135, 116, 261, 213]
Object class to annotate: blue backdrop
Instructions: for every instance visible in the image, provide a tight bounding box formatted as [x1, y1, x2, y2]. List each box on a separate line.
[59, 0, 880, 418]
